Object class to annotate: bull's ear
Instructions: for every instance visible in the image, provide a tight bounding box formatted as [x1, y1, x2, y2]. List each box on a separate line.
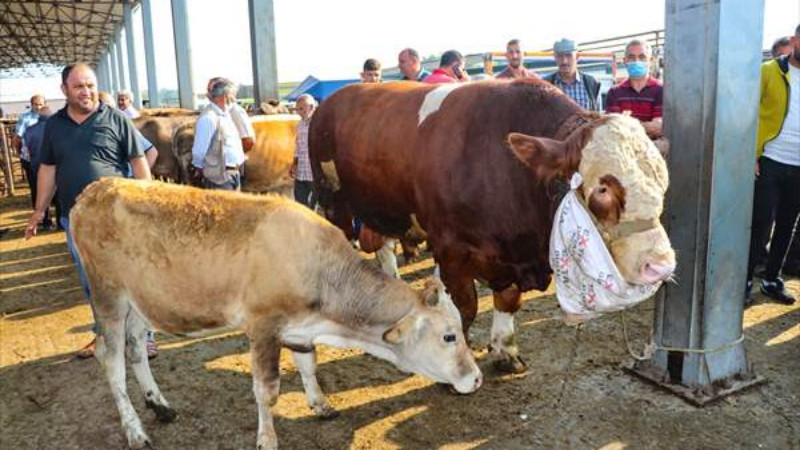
[421, 278, 445, 307]
[383, 316, 416, 344]
[507, 132, 580, 178]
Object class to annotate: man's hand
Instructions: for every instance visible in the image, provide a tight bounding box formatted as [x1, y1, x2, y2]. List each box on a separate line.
[289, 162, 298, 179]
[642, 119, 663, 139]
[25, 211, 44, 240]
[242, 137, 254, 153]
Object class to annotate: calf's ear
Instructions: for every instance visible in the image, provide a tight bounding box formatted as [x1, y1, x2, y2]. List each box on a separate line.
[507, 132, 581, 179]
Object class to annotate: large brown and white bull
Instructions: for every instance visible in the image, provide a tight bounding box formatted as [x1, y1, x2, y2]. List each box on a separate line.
[70, 178, 481, 450]
[310, 78, 676, 372]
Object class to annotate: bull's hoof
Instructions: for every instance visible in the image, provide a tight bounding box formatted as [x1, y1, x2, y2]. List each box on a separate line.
[493, 355, 528, 374]
[146, 400, 177, 423]
[312, 403, 340, 420]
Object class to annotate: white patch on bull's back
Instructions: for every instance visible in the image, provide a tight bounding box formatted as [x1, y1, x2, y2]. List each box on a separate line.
[418, 83, 465, 126]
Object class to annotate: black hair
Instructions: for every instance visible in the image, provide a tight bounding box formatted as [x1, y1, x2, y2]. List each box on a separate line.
[61, 62, 91, 85]
[439, 50, 463, 68]
[363, 58, 381, 72]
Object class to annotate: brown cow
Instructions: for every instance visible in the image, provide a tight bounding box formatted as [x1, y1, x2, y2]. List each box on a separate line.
[70, 178, 481, 450]
[310, 79, 675, 372]
[134, 115, 195, 182]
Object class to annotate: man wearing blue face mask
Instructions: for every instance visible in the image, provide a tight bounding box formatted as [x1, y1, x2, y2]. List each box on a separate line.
[606, 39, 663, 139]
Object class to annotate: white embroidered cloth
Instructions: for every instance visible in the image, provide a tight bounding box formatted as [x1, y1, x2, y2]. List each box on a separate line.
[549, 173, 662, 323]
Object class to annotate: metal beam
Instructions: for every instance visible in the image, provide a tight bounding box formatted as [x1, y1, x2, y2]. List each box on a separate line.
[171, 0, 195, 109]
[109, 42, 120, 94]
[123, 1, 141, 108]
[141, 0, 159, 107]
[114, 28, 127, 90]
[248, 0, 279, 106]
[629, 0, 765, 405]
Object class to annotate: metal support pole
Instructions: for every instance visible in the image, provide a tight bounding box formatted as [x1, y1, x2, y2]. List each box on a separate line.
[171, 0, 195, 109]
[248, 0, 279, 106]
[628, 0, 766, 405]
[141, 0, 160, 107]
[109, 43, 120, 94]
[124, 0, 142, 108]
[105, 50, 115, 93]
[115, 28, 127, 90]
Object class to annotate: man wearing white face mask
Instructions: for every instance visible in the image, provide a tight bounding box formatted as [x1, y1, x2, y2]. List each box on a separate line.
[605, 39, 663, 139]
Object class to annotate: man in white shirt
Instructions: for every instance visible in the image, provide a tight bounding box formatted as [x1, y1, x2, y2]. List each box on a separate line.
[745, 24, 800, 306]
[116, 89, 141, 119]
[191, 78, 246, 191]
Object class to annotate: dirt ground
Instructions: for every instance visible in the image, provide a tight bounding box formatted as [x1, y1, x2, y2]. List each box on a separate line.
[1, 188, 798, 450]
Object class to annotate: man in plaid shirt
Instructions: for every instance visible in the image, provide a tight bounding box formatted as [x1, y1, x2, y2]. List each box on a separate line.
[289, 94, 317, 208]
[544, 39, 601, 111]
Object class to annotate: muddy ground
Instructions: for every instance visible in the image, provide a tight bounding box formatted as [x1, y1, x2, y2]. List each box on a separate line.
[1, 189, 798, 450]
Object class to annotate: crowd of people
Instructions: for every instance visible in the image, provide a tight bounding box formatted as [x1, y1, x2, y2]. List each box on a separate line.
[13, 27, 799, 359]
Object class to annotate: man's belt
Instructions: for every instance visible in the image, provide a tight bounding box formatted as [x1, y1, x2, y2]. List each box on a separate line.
[225, 165, 241, 171]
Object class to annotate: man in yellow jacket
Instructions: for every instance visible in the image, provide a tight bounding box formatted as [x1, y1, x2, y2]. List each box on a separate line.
[746, 24, 800, 307]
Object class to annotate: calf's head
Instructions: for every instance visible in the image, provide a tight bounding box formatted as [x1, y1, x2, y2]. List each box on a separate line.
[508, 114, 675, 285]
[383, 278, 482, 394]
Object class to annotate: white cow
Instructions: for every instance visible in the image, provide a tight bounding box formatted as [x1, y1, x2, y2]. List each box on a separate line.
[70, 178, 482, 450]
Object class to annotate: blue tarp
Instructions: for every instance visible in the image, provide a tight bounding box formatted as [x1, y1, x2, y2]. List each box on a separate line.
[285, 75, 359, 102]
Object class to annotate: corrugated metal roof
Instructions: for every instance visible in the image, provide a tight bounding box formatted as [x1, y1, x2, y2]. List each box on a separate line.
[0, 0, 135, 78]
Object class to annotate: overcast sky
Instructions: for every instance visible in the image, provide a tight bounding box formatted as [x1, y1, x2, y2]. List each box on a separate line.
[1, 0, 797, 103]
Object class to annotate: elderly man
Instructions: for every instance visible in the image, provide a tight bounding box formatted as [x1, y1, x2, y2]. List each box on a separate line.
[289, 94, 316, 209]
[116, 89, 140, 119]
[423, 50, 470, 84]
[495, 39, 538, 79]
[745, 24, 800, 307]
[544, 38, 601, 111]
[24, 62, 154, 359]
[13, 94, 47, 217]
[23, 106, 58, 231]
[398, 48, 430, 81]
[192, 78, 246, 191]
[605, 39, 663, 139]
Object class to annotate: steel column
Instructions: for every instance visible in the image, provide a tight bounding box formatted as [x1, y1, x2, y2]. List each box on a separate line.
[141, 0, 160, 107]
[629, 0, 765, 405]
[109, 43, 120, 94]
[171, 0, 195, 109]
[248, 0, 279, 106]
[123, 1, 142, 108]
[114, 29, 127, 90]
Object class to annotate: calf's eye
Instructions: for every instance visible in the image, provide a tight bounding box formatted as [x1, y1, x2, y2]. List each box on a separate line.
[443, 334, 456, 343]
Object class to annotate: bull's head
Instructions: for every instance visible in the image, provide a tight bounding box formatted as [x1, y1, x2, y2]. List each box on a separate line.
[382, 278, 482, 394]
[507, 114, 675, 285]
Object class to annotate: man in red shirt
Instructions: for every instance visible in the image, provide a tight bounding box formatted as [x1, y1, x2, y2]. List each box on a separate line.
[423, 50, 471, 84]
[606, 39, 663, 139]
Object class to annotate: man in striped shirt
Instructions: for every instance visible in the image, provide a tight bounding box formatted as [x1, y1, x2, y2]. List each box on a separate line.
[606, 39, 663, 139]
[289, 94, 316, 208]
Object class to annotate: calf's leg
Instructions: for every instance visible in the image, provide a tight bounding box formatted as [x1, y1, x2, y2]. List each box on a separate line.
[375, 238, 400, 279]
[125, 312, 175, 423]
[249, 321, 283, 450]
[291, 350, 339, 419]
[94, 294, 151, 449]
[490, 286, 527, 373]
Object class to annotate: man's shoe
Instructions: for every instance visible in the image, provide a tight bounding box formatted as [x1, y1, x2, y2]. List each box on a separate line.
[760, 278, 796, 305]
[76, 338, 96, 359]
[745, 280, 754, 308]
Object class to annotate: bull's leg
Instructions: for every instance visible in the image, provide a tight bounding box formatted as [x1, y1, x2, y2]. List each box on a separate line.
[375, 238, 400, 279]
[490, 286, 527, 373]
[125, 312, 175, 423]
[291, 350, 339, 419]
[250, 324, 282, 450]
[436, 258, 478, 341]
[94, 299, 151, 449]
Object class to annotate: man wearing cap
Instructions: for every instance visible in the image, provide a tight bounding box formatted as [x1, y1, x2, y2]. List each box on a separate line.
[605, 39, 663, 139]
[544, 38, 601, 111]
[495, 39, 539, 79]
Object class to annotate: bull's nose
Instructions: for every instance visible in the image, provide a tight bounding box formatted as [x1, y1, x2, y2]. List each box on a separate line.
[640, 261, 676, 283]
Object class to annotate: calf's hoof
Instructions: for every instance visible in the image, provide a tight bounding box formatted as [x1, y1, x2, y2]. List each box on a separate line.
[126, 431, 152, 450]
[146, 400, 177, 423]
[312, 403, 340, 420]
[493, 355, 528, 374]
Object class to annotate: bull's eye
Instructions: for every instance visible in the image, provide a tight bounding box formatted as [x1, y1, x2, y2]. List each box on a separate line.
[443, 334, 456, 343]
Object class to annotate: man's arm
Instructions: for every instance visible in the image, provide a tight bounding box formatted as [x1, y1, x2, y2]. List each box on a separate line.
[191, 115, 214, 169]
[130, 156, 152, 180]
[145, 146, 159, 168]
[25, 164, 57, 239]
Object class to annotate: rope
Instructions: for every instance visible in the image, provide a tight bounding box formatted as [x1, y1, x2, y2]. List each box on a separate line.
[618, 310, 745, 362]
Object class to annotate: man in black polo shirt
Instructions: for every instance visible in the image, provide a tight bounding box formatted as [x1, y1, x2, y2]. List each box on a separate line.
[24, 62, 153, 358]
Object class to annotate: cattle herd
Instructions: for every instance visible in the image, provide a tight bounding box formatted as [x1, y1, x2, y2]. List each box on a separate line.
[73, 77, 674, 449]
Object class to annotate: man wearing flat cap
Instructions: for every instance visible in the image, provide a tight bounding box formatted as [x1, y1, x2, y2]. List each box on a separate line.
[544, 38, 601, 111]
